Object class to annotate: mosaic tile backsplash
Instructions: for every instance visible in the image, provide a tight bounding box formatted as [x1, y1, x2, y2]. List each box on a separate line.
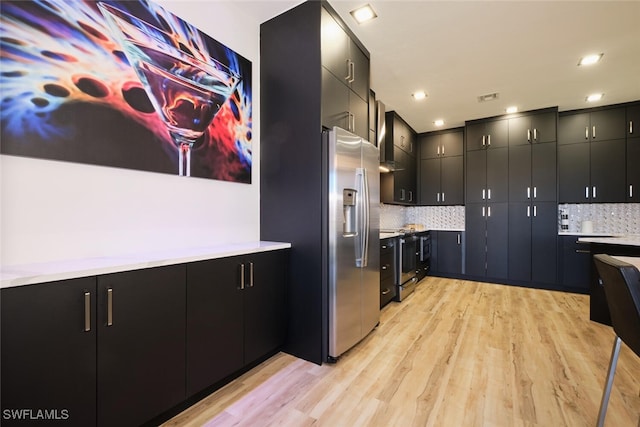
[381, 203, 640, 235]
[558, 203, 640, 234]
[380, 204, 465, 230]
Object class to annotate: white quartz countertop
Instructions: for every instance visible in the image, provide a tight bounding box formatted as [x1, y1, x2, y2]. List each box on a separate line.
[558, 232, 619, 237]
[577, 235, 640, 247]
[0, 241, 291, 289]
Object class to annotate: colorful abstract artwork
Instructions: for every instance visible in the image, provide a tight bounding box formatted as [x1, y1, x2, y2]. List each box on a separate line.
[0, 0, 252, 182]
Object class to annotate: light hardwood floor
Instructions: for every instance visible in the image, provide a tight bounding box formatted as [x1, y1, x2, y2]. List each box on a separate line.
[164, 277, 640, 427]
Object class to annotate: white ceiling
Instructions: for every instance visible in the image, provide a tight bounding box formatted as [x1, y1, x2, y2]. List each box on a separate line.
[246, 0, 640, 133]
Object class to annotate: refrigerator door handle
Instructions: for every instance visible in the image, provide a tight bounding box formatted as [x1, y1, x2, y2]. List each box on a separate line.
[355, 167, 369, 268]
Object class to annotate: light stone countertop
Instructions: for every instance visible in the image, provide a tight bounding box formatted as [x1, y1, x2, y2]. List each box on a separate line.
[577, 235, 640, 247]
[0, 241, 291, 289]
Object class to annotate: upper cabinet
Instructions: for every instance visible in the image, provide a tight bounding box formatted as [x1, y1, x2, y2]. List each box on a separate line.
[381, 111, 417, 204]
[418, 128, 464, 205]
[320, 7, 370, 138]
[466, 119, 508, 151]
[508, 112, 557, 146]
[627, 104, 640, 200]
[558, 106, 627, 203]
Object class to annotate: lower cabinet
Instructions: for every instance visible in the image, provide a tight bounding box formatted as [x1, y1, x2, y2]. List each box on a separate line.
[430, 231, 464, 276]
[379, 238, 397, 308]
[186, 250, 287, 397]
[465, 203, 508, 280]
[557, 236, 595, 292]
[97, 265, 186, 427]
[1, 249, 289, 427]
[1, 277, 98, 427]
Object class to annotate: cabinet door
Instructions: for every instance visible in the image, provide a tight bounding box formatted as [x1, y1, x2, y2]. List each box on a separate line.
[559, 236, 592, 291]
[438, 231, 463, 275]
[1, 278, 97, 427]
[508, 202, 532, 282]
[466, 122, 487, 151]
[322, 67, 350, 131]
[486, 147, 508, 202]
[508, 116, 531, 146]
[531, 112, 557, 144]
[485, 119, 509, 148]
[590, 138, 626, 203]
[393, 147, 409, 203]
[465, 203, 487, 277]
[420, 157, 441, 205]
[486, 202, 508, 280]
[97, 265, 186, 427]
[441, 156, 464, 205]
[419, 134, 441, 159]
[407, 152, 417, 204]
[441, 130, 464, 157]
[508, 144, 532, 202]
[558, 112, 590, 145]
[244, 250, 288, 365]
[558, 143, 590, 203]
[628, 137, 640, 201]
[628, 104, 640, 137]
[590, 108, 626, 141]
[465, 149, 486, 203]
[320, 8, 349, 82]
[350, 91, 369, 140]
[531, 142, 557, 202]
[186, 258, 243, 397]
[531, 202, 558, 285]
[349, 40, 369, 101]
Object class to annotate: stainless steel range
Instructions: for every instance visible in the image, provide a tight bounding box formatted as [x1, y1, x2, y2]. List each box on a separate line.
[380, 228, 420, 301]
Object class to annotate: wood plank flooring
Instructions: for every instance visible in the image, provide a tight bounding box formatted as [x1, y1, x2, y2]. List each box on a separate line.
[163, 277, 640, 426]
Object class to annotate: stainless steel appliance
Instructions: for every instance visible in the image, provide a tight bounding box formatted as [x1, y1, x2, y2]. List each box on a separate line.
[416, 232, 431, 281]
[326, 127, 380, 360]
[398, 233, 418, 301]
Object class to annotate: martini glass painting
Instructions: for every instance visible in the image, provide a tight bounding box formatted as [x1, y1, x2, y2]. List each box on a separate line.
[98, 2, 241, 176]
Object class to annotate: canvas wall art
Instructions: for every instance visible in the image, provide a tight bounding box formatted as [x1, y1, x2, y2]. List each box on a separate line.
[0, 0, 252, 183]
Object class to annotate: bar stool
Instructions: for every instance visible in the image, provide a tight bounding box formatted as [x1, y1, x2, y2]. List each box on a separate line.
[592, 254, 640, 427]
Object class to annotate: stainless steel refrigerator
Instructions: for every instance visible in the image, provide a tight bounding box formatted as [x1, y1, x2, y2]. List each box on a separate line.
[326, 126, 380, 360]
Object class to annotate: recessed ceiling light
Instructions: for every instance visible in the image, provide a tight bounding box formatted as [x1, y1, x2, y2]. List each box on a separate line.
[350, 4, 377, 24]
[579, 53, 603, 66]
[586, 93, 604, 102]
[506, 106, 518, 114]
[434, 119, 444, 127]
[412, 91, 427, 100]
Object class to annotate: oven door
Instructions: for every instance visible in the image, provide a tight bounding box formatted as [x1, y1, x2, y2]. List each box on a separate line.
[399, 235, 418, 285]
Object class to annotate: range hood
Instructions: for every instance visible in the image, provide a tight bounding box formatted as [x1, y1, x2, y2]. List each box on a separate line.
[377, 100, 401, 172]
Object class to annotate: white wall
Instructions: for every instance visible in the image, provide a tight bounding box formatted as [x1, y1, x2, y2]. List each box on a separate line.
[0, 1, 266, 266]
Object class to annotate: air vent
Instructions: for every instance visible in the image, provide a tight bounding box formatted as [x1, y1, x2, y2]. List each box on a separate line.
[477, 92, 499, 102]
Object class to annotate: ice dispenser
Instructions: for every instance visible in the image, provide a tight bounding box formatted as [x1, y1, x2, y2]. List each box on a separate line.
[343, 188, 358, 237]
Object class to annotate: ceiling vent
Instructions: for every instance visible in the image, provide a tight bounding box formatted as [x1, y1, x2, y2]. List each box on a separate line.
[477, 92, 499, 103]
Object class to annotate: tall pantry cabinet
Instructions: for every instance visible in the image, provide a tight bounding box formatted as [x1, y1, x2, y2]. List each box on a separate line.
[260, 1, 370, 364]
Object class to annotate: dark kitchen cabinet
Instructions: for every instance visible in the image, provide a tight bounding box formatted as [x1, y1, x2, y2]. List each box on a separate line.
[627, 103, 640, 137]
[558, 107, 626, 145]
[465, 202, 508, 280]
[508, 201, 557, 285]
[465, 118, 508, 151]
[1, 277, 98, 427]
[380, 238, 397, 308]
[628, 137, 640, 201]
[186, 250, 287, 396]
[320, 7, 369, 138]
[466, 147, 508, 204]
[508, 111, 557, 146]
[558, 236, 593, 292]
[97, 265, 186, 427]
[418, 129, 464, 205]
[381, 112, 417, 204]
[430, 231, 464, 276]
[509, 142, 557, 202]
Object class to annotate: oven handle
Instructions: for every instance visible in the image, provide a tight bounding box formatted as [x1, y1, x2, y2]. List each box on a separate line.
[398, 238, 404, 284]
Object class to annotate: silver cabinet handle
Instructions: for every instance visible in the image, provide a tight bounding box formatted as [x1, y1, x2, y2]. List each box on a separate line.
[527, 129, 531, 142]
[631, 120, 634, 134]
[533, 205, 537, 217]
[107, 288, 113, 327]
[527, 205, 531, 217]
[441, 145, 445, 156]
[487, 189, 491, 200]
[585, 127, 589, 139]
[382, 244, 388, 250]
[576, 249, 591, 254]
[482, 135, 486, 147]
[400, 189, 405, 200]
[533, 187, 537, 199]
[533, 128, 537, 141]
[437, 192, 440, 202]
[239, 263, 245, 290]
[437, 145, 440, 156]
[349, 60, 355, 83]
[409, 191, 413, 202]
[630, 184, 634, 198]
[457, 233, 461, 245]
[482, 206, 486, 217]
[344, 59, 351, 82]
[482, 189, 486, 200]
[585, 186, 589, 199]
[592, 125, 596, 138]
[381, 288, 391, 295]
[382, 265, 387, 270]
[488, 206, 492, 217]
[527, 187, 531, 199]
[442, 192, 445, 202]
[248, 262, 254, 288]
[487, 134, 491, 146]
[84, 291, 91, 332]
[593, 186, 597, 199]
